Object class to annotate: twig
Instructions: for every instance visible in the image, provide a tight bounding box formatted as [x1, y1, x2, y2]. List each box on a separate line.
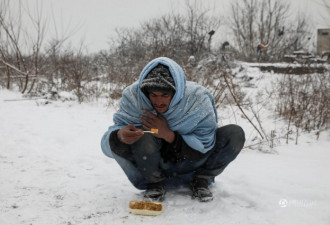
[250, 105, 268, 141]
[4, 97, 46, 102]
[223, 71, 265, 139]
[0, 59, 28, 76]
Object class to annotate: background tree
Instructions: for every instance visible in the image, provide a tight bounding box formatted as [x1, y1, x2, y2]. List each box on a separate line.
[229, 0, 312, 61]
[0, 0, 46, 93]
[107, 0, 223, 88]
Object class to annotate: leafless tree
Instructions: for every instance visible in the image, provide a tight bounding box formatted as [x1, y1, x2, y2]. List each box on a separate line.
[107, 0, 223, 94]
[229, 0, 312, 61]
[182, 0, 222, 57]
[0, 0, 46, 93]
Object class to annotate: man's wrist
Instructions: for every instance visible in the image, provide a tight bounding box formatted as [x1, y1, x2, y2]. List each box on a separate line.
[164, 130, 175, 143]
[117, 129, 123, 143]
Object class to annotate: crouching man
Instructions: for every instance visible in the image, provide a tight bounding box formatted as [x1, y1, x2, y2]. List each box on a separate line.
[101, 57, 245, 202]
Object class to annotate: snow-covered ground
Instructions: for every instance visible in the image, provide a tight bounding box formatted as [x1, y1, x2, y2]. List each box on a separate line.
[1, 67, 329, 225]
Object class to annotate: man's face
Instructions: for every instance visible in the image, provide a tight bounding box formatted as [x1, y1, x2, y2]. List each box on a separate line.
[148, 91, 173, 113]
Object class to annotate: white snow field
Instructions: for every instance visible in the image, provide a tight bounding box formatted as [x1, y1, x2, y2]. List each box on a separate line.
[0, 74, 329, 225]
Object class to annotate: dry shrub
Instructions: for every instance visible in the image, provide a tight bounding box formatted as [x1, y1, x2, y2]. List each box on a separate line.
[274, 72, 329, 132]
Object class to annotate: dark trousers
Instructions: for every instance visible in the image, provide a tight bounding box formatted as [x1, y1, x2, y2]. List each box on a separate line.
[112, 124, 245, 189]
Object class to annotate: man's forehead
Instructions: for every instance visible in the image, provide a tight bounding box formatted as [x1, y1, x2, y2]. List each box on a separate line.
[149, 91, 172, 96]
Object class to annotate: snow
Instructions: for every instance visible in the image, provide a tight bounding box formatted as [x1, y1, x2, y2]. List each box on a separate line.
[1, 70, 330, 225]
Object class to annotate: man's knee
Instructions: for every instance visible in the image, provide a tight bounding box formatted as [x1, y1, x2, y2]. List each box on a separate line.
[215, 124, 245, 152]
[230, 124, 245, 142]
[132, 133, 160, 155]
[217, 124, 245, 142]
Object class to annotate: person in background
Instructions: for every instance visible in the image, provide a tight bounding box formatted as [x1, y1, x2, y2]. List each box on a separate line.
[101, 57, 245, 202]
[256, 42, 271, 55]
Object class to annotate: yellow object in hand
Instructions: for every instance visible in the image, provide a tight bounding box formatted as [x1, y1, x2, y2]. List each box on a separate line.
[143, 128, 159, 134]
[150, 128, 159, 134]
[150, 128, 158, 134]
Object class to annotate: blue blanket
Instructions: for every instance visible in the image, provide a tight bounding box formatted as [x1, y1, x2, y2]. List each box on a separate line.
[101, 57, 218, 158]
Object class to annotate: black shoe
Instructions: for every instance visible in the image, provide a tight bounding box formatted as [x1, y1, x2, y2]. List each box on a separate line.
[191, 178, 213, 202]
[143, 181, 166, 202]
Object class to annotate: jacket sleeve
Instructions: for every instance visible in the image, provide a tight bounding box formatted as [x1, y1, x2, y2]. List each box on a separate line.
[109, 130, 132, 160]
[161, 132, 212, 164]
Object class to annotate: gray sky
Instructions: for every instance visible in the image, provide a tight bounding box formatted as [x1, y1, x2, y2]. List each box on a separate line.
[21, 0, 330, 52]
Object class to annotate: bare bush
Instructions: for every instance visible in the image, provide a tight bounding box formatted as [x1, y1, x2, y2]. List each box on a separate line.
[273, 71, 329, 142]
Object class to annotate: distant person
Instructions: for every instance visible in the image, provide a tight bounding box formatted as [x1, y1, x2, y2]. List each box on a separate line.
[101, 57, 245, 202]
[256, 42, 270, 55]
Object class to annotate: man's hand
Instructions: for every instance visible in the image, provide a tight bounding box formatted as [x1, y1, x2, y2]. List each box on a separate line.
[117, 124, 144, 145]
[140, 110, 175, 143]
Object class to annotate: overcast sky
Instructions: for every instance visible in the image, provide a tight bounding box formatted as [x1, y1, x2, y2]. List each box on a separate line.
[19, 0, 330, 52]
